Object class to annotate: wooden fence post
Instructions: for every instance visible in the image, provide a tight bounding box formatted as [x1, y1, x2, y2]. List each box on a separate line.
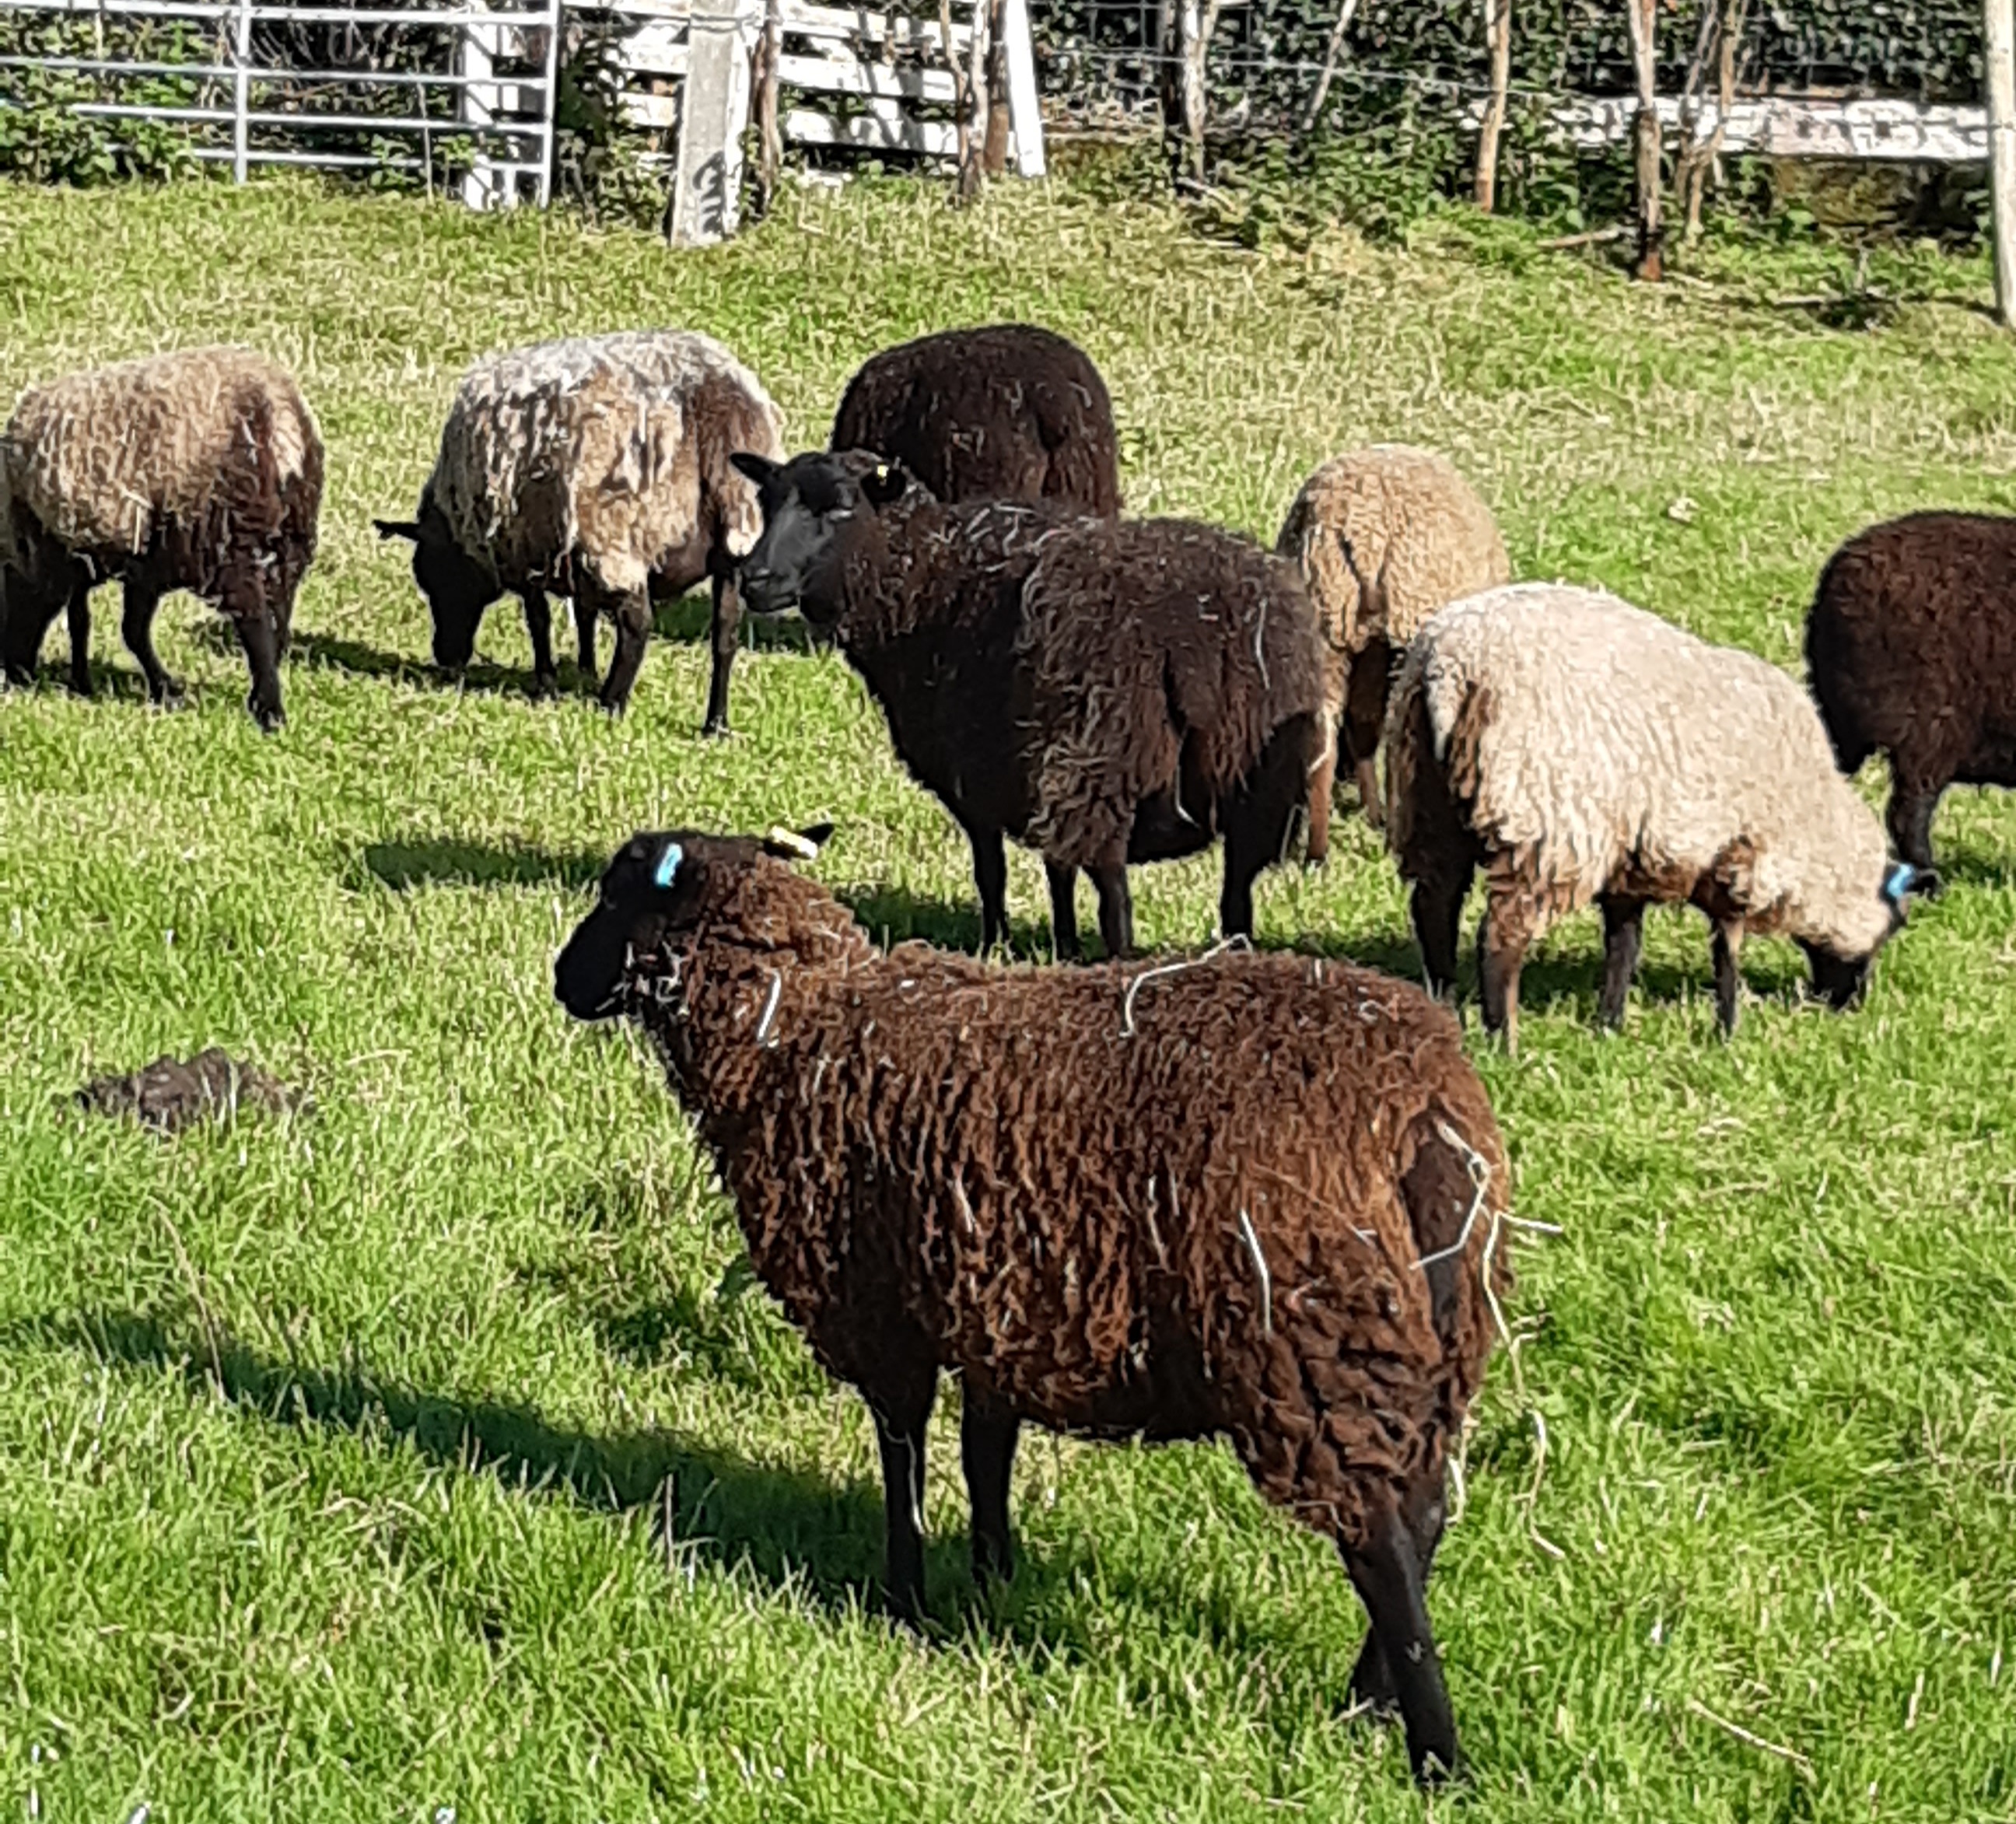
[1624, 0, 1661, 279]
[1001, 0, 1046, 176]
[666, 0, 757, 243]
[1987, 0, 2016, 323]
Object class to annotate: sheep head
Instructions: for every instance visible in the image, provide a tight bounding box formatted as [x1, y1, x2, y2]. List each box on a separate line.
[731, 449, 916, 629]
[555, 824, 835, 1023]
[374, 498, 498, 672]
[1799, 859, 1939, 1010]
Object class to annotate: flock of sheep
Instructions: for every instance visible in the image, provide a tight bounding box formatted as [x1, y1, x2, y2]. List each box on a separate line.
[4, 321, 2011, 1787]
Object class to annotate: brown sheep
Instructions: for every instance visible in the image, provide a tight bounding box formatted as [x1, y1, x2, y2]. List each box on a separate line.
[1805, 510, 2016, 873]
[374, 331, 784, 728]
[733, 450, 1324, 958]
[830, 324, 1120, 517]
[555, 824, 1513, 1784]
[2, 346, 323, 730]
[1276, 446, 1509, 863]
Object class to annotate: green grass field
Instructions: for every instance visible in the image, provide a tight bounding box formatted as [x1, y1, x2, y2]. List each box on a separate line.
[2, 173, 2013, 1820]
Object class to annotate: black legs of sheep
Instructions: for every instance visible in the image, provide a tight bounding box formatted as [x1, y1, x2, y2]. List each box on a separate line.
[870, 1374, 1024, 1623]
[1887, 782, 1944, 877]
[1341, 1476, 1461, 1780]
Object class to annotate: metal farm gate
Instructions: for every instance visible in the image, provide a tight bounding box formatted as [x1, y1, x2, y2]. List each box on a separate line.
[0, 0, 563, 204]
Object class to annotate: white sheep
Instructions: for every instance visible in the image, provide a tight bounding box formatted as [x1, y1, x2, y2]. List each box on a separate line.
[374, 330, 785, 727]
[1384, 582, 1932, 1052]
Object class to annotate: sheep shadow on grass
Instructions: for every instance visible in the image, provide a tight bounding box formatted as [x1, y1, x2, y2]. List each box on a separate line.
[356, 836, 606, 893]
[289, 632, 562, 699]
[652, 593, 817, 656]
[18, 1307, 1127, 1639]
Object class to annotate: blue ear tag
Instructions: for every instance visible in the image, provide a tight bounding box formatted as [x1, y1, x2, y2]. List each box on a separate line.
[653, 841, 684, 890]
[1883, 861, 1915, 905]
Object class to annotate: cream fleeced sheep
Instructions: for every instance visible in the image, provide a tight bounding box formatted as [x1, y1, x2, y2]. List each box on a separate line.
[2, 345, 323, 729]
[1276, 445, 1509, 861]
[1384, 582, 1927, 1052]
[376, 330, 785, 726]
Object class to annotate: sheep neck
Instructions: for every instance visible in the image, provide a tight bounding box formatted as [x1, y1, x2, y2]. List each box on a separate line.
[645, 869, 873, 1128]
[828, 493, 1046, 651]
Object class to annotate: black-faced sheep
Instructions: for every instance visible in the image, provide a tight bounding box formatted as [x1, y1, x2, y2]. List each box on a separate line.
[1276, 446, 1509, 863]
[555, 824, 1512, 1784]
[1384, 583, 1933, 1054]
[829, 324, 1121, 518]
[1, 345, 322, 730]
[373, 331, 785, 728]
[1805, 510, 2016, 873]
[733, 450, 1324, 959]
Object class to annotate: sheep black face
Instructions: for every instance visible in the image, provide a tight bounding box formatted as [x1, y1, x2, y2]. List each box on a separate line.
[373, 505, 498, 672]
[731, 450, 913, 628]
[1800, 860, 1938, 1011]
[555, 824, 835, 1021]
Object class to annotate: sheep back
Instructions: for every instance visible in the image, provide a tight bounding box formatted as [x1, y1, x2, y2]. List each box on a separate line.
[674, 862, 1508, 1513]
[1386, 583, 1894, 956]
[425, 331, 784, 598]
[1277, 445, 1509, 662]
[1806, 511, 2016, 788]
[830, 324, 1120, 516]
[2, 346, 321, 597]
[1019, 520, 1325, 866]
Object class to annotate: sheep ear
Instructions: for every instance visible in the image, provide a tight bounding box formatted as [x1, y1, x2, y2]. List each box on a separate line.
[373, 518, 421, 542]
[762, 822, 832, 863]
[860, 460, 912, 509]
[730, 452, 778, 490]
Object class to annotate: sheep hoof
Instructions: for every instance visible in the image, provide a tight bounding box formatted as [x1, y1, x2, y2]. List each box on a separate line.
[701, 716, 732, 740]
[528, 672, 558, 701]
[152, 677, 187, 707]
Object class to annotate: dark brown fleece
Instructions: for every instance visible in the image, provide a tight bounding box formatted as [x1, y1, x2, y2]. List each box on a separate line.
[1019, 519, 1327, 869]
[1807, 511, 2016, 866]
[617, 849, 1509, 1547]
[830, 324, 1121, 516]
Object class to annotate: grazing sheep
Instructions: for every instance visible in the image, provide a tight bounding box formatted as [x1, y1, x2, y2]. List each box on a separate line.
[1384, 583, 1933, 1053]
[1276, 446, 1509, 863]
[374, 331, 785, 727]
[733, 450, 1324, 958]
[1, 345, 322, 730]
[830, 324, 1120, 517]
[1806, 510, 2016, 873]
[555, 824, 1512, 1784]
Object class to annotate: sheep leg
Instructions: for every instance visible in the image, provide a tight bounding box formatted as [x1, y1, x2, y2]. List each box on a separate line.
[232, 608, 286, 732]
[520, 588, 557, 696]
[702, 571, 740, 737]
[121, 583, 181, 703]
[960, 1393, 1020, 1585]
[1091, 863, 1134, 960]
[1409, 864, 1471, 1002]
[1304, 737, 1337, 869]
[1342, 638, 1394, 833]
[1349, 1467, 1449, 1718]
[869, 1370, 938, 1626]
[1478, 903, 1529, 1057]
[1597, 895, 1647, 1029]
[1340, 1488, 1461, 1784]
[65, 577, 93, 697]
[1711, 919, 1745, 1037]
[964, 825, 1010, 953]
[1885, 779, 1943, 876]
[598, 591, 651, 713]
[1044, 860, 1082, 961]
[573, 596, 598, 684]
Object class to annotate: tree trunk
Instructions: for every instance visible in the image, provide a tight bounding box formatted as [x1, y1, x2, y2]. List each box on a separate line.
[753, 0, 782, 217]
[1301, 0, 1360, 133]
[1177, 0, 1220, 181]
[1988, 0, 2016, 323]
[1625, 0, 1661, 281]
[982, 0, 1011, 173]
[1473, 0, 1512, 212]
